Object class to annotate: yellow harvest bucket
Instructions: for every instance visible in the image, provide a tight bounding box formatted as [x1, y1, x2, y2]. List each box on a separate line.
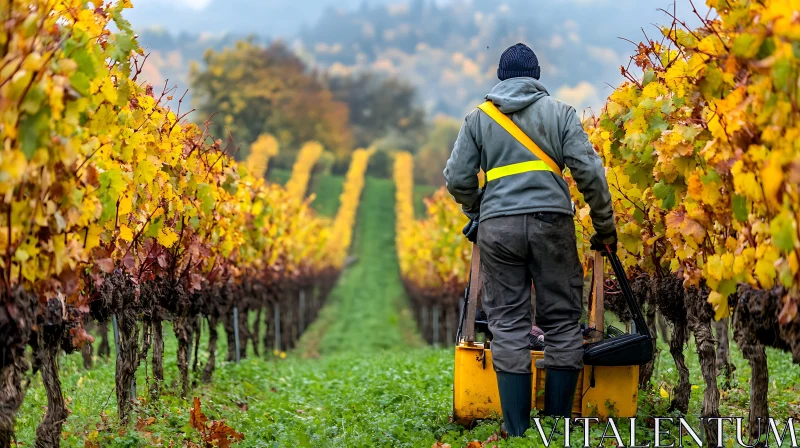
[452, 247, 640, 426]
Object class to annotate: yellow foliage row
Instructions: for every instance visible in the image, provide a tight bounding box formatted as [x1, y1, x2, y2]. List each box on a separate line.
[394, 152, 415, 276]
[326, 148, 373, 268]
[578, 0, 800, 319]
[285, 141, 325, 200]
[394, 153, 471, 296]
[0, 0, 336, 315]
[245, 133, 279, 178]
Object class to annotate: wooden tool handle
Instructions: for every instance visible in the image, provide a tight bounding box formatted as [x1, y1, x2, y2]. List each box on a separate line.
[589, 251, 605, 341]
[464, 245, 481, 343]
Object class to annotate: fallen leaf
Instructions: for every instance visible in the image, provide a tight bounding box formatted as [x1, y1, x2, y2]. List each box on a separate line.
[189, 397, 244, 448]
[466, 442, 482, 448]
[135, 416, 156, 431]
[485, 433, 501, 444]
[659, 387, 669, 398]
[190, 397, 208, 430]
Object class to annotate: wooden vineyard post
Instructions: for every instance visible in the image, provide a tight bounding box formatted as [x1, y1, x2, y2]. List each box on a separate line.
[264, 304, 273, 356]
[273, 302, 281, 353]
[432, 305, 440, 347]
[421, 307, 429, 343]
[233, 306, 241, 363]
[589, 252, 604, 342]
[464, 245, 482, 344]
[445, 304, 454, 345]
[299, 289, 305, 334]
[287, 307, 296, 349]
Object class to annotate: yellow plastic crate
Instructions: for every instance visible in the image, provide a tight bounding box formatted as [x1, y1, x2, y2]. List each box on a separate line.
[452, 343, 639, 426]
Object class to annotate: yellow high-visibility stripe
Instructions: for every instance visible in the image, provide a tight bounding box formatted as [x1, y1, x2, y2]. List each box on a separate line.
[477, 101, 563, 178]
[485, 160, 553, 182]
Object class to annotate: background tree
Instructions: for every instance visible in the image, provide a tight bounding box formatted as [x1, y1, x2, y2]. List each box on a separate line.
[327, 73, 427, 151]
[190, 40, 353, 161]
[414, 116, 460, 186]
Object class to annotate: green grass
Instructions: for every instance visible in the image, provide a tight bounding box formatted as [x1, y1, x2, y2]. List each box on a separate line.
[12, 176, 800, 447]
[267, 167, 292, 186]
[307, 174, 344, 218]
[14, 330, 800, 447]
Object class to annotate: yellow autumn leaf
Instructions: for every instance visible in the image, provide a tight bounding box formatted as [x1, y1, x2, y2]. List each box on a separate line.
[118, 196, 132, 216]
[85, 224, 103, 251]
[707, 291, 731, 320]
[687, 173, 704, 201]
[761, 157, 785, 206]
[755, 258, 777, 289]
[659, 387, 669, 398]
[119, 225, 133, 242]
[157, 227, 179, 248]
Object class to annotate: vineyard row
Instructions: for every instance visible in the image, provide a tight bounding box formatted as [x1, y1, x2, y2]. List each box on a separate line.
[395, 1, 800, 443]
[0, 2, 371, 446]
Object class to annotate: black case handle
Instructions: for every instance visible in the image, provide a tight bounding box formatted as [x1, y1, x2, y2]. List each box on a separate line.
[604, 245, 650, 339]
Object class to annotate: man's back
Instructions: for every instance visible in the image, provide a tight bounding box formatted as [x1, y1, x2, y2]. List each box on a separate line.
[444, 76, 614, 237]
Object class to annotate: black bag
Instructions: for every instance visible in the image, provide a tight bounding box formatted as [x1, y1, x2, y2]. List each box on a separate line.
[583, 250, 654, 366]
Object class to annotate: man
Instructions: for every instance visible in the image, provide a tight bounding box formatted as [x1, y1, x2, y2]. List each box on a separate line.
[443, 43, 617, 436]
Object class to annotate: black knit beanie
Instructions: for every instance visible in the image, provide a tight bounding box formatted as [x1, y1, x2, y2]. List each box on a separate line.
[497, 43, 540, 81]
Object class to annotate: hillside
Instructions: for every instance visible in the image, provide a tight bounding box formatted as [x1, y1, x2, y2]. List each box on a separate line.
[131, 0, 705, 117]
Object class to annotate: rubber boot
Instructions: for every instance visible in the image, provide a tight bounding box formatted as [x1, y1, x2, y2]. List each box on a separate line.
[542, 368, 581, 418]
[495, 371, 532, 437]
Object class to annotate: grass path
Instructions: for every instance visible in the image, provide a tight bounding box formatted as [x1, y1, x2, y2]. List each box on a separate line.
[297, 177, 424, 356]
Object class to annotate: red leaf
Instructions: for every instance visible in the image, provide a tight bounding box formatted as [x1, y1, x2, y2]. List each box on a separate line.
[85, 165, 99, 187]
[71, 326, 95, 348]
[122, 253, 136, 270]
[95, 258, 115, 273]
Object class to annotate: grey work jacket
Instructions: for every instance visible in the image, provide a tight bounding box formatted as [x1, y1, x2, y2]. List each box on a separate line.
[443, 77, 615, 235]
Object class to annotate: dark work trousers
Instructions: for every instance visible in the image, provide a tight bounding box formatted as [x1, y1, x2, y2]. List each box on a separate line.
[477, 212, 584, 373]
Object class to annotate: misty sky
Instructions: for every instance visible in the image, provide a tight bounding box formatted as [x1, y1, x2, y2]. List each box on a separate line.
[127, 0, 708, 38]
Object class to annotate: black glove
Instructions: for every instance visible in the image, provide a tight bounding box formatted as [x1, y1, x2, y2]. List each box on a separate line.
[590, 229, 618, 254]
[462, 218, 479, 243]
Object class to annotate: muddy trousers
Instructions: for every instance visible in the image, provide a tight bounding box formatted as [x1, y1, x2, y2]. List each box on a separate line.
[477, 212, 584, 374]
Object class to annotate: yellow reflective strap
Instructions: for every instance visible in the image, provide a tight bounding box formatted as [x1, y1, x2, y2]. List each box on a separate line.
[485, 160, 553, 182]
[477, 101, 562, 178]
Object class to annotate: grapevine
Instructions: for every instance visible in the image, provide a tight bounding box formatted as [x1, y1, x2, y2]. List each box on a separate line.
[575, 0, 799, 438]
[326, 148, 373, 268]
[0, 1, 342, 443]
[394, 151, 471, 343]
[285, 141, 324, 200]
[244, 133, 279, 178]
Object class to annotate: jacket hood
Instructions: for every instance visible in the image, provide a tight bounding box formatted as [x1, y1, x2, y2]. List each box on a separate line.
[485, 77, 550, 114]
